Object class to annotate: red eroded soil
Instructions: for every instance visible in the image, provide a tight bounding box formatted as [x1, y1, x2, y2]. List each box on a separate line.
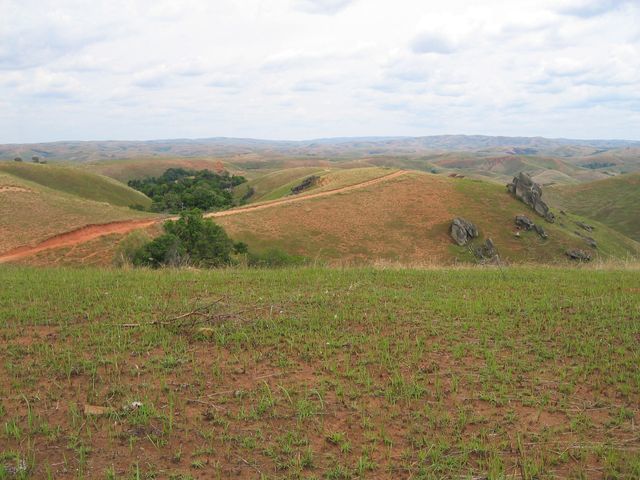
[0, 170, 407, 264]
[0, 219, 158, 263]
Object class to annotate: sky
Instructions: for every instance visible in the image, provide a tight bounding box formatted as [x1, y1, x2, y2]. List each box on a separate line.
[1, 0, 639, 143]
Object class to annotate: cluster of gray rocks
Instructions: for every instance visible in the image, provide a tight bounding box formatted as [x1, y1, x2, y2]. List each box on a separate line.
[449, 172, 595, 262]
[450, 217, 497, 262]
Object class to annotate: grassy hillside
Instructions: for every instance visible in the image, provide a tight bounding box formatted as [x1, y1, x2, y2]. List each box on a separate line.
[546, 174, 640, 242]
[3, 168, 637, 267]
[1, 266, 638, 478]
[234, 166, 328, 203]
[235, 167, 398, 204]
[217, 171, 640, 265]
[432, 155, 606, 185]
[84, 157, 245, 183]
[0, 162, 151, 208]
[0, 170, 152, 253]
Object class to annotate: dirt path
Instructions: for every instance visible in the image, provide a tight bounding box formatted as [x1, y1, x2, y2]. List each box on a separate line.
[0, 219, 158, 264]
[0, 185, 32, 193]
[0, 170, 407, 263]
[206, 170, 407, 218]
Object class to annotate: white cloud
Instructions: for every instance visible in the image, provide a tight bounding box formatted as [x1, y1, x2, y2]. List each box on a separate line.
[0, 0, 639, 142]
[556, 0, 630, 18]
[293, 0, 356, 15]
[411, 32, 458, 54]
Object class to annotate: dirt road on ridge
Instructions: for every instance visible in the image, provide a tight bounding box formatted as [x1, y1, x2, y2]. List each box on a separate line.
[205, 169, 407, 218]
[0, 170, 407, 263]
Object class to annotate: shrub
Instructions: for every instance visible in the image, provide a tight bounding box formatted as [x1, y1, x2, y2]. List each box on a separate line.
[133, 233, 187, 267]
[234, 241, 249, 254]
[132, 210, 234, 268]
[113, 230, 151, 267]
[247, 248, 306, 268]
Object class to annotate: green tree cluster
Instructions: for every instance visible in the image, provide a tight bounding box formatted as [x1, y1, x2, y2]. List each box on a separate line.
[133, 210, 244, 268]
[128, 168, 246, 213]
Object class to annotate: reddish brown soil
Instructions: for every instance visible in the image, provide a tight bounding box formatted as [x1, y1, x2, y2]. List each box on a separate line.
[0, 219, 158, 263]
[0, 185, 32, 193]
[0, 171, 407, 264]
[205, 170, 407, 219]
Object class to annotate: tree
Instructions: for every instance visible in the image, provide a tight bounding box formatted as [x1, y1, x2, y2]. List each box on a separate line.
[127, 167, 246, 213]
[234, 242, 249, 254]
[132, 210, 234, 268]
[13, 157, 22, 162]
[133, 234, 186, 267]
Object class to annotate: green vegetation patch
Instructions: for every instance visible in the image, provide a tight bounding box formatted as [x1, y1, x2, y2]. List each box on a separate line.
[0, 266, 638, 478]
[0, 162, 151, 208]
[546, 173, 640, 242]
[128, 168, 246, 213]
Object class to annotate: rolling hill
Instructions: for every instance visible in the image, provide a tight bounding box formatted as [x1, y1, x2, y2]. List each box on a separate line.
[2, 165, 638, 267]
[2, 136, 638, 189]
[430, 154, 608, 185]
[83, 157, 244, 183]
[216, 171, 640, 265]
[2, 135, 638, 163]
[0, 162, 151, 208]
[0, 166, 153, 254]
[234, 166, 397, 204]
[546, 173, 640, 242]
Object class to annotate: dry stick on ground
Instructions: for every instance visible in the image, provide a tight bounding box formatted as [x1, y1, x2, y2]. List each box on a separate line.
[118, 297, 225, 327]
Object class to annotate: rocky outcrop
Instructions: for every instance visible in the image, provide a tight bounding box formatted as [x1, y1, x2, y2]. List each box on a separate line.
[575, 231, 597, 248]
[507, 173, 555, 223]
[474, 238, 498, 260]
[575, 221, 594, 232]
[515, 214, 548, 239]
[566, 249, 591, 261]
[515, 215, 535, 230]
[533, 225, 548, 239]
[290, 175, 320, 195]
[450, 218, 478, 246]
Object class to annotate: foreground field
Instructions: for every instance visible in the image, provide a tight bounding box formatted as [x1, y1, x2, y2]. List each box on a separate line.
[0, 266, 638, 479]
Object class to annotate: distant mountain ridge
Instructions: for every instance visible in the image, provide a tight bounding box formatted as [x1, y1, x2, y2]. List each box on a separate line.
[1, 135, 639, 163]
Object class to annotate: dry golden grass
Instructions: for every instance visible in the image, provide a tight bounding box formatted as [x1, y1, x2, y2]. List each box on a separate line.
[0, 172, 151, 253]
[217, 171, 640, 265]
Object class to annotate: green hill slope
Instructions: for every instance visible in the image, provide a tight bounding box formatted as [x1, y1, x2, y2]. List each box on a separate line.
[0, 169, 151, 253]
[235, 166, 397, 204]
[432, 155, 606, 185]
[546, 173, 640, 242]
[217, 171, 640, 265]
[0, 162, 151, 208]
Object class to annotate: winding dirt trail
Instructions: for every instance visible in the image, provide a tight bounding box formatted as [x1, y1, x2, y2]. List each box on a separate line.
[205, 169, 407, 218]
[0, 170, 406, 263]
[0, 220, 159, 264]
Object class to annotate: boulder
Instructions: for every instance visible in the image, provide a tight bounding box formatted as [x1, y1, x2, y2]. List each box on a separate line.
[533, 224, 548, 239]
[514, 214, 548, 239]
[566, 249, 591, 261]
[515, 215, 535, 230]
[450, 218, 478, 246]
[290, 175, 320, 195]
[575, 231, 597, 248]
[474, 238, 498, 260]
[575, 221, 594, 232]
[507, 173, 555, 222]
